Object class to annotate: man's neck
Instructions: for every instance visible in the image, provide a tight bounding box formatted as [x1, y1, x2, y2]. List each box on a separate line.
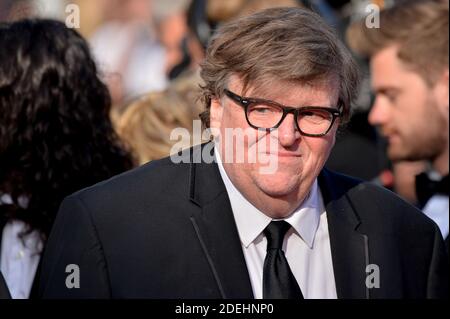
[432, 146, 449, 177]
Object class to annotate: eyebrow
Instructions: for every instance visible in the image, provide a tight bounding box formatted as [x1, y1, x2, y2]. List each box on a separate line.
[374, 87, 402, 95]
[239, 93, 339, 109]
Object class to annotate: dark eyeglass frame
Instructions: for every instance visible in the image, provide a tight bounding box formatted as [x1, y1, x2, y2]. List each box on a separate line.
[223, 89, 342, 137]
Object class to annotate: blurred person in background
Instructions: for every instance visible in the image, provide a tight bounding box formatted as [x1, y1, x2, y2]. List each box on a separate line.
[72, 0, 110, 38]
[0, 0, 69, 22]
[0, 19, 133, 298]
[152, 0, 192, 79]
[0, 0, 107, 39]
[90, 0, 168, 111]
[347, 0, 449, 246]
[323, 0, 390, 184]
[324, 0, 428, 204]
[0, 0, 41, 21]
[116, 75, 205, 164]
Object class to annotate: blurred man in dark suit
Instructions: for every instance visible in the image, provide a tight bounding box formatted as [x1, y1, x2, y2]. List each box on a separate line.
[348, 0, 449, 247]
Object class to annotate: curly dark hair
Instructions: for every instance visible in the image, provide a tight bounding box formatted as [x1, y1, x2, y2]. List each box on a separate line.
[0, 19, 134, 243]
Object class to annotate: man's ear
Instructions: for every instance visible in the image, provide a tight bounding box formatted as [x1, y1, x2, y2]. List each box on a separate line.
[209, 97, 223, 130]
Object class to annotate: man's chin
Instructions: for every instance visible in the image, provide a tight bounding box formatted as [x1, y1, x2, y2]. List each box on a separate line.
[387, 146, 409, 162]
[388, 147, 428, 163]
[257, 179, 300, 199]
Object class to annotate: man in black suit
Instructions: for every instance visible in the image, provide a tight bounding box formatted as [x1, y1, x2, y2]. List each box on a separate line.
[39, 7, 448, 299]
[347, 0, 449, 247]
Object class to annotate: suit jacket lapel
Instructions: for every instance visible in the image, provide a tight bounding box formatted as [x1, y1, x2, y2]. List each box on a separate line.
[319, 169, 370, 299]
[188, 144, 254, 299]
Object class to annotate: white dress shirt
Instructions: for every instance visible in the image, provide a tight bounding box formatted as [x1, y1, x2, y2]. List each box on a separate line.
[0, 194, 43, 299]
[215, 149, 337, 299]
[423, 195, 449, 239]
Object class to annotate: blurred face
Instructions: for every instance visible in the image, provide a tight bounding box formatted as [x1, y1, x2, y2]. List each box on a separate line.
[123, 0, 152, 21]
[210, 75, 340, 217]
[158, 13, 188, 73]
[369, 46, 449, 164]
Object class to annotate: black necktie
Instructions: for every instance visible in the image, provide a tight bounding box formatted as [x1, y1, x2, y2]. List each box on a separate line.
[263, 221, 304, 299]
[415, 173, 449, 208]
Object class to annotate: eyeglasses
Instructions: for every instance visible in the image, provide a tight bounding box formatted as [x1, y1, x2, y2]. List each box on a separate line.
[223, 89, 342, 137]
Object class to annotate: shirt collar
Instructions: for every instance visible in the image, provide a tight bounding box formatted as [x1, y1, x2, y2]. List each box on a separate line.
[215, 146, 322, 249]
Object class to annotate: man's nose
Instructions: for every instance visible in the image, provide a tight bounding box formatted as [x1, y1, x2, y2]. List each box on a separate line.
[368, 96, 389, 126]
[275, 113, 301, 146]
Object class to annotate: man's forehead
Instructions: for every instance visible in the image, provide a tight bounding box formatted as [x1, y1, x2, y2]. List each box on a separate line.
[228, 74, 340, 99]
[229, 76, 339, 102]
[370, 45, 419, 78]
[370, 46, 426, 91]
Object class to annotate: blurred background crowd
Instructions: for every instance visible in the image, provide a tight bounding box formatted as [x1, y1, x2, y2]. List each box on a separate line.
[0, 0, 447, 299]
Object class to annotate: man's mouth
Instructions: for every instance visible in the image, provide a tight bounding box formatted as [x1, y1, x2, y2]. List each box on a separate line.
[262, 151, 302, 157]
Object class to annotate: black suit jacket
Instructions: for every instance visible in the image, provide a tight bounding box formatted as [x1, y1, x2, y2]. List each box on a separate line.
[0, 271, 11, 299]
[38, 144, 449, 298]
[0, 217, 10, 299]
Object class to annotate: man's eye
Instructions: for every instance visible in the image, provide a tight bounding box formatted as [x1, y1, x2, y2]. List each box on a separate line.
[302, 110, 328, 120]
[378, 91, 398, 104]
[250, 105, 279, 114]
[254, 107, 271, 113]
[386, 94, 397, 103]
